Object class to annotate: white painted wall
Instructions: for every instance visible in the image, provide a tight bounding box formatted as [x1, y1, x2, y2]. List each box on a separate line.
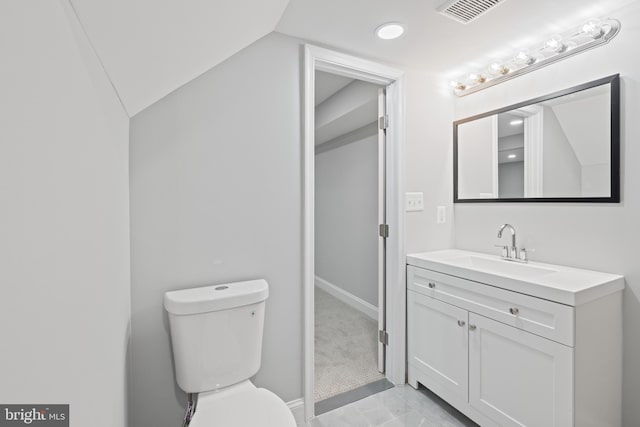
[452, 2, 640, 424]
[457, 116, 496, 198]
[404, 70, 456, 254]
[129, 33, 302, 427]
[315, 132, 379, 306]
[551, 90, 610, 168]
[582, 163, 610, 197]
[0, 1, 130, 426]
[542, 107, 582, 197]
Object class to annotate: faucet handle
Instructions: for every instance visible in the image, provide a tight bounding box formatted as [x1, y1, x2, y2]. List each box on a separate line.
[518, 248, 528, 262]
[494, 244, 509, 258]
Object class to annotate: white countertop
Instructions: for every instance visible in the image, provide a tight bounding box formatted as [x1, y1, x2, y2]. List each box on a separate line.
[407, 249, 624, 306]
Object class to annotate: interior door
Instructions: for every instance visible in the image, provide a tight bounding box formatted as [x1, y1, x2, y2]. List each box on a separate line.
[377, 87, 386, 373]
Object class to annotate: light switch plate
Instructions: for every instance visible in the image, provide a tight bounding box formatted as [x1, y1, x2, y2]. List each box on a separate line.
[406, 192, 424, 212]
[437, 206, 446, 223]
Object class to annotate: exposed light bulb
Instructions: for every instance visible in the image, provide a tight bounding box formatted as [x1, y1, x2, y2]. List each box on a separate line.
[489, 63, 509, 75]
[582, 19, 604, 39]
[508, 154, 517, 159]
[450, 81, 466, 90]
[468, 73, 486, 84]
[515, 50, 536, 65]
[545, 35, 566, 52]
[375, 23, 405, 40]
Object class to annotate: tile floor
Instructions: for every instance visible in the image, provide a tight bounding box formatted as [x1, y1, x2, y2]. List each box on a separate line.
[298, 384, 479, 427]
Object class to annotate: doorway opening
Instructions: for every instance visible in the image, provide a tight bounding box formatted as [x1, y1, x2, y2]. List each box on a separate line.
[313, 71, 390, 413]
[303, 45, 406, 421]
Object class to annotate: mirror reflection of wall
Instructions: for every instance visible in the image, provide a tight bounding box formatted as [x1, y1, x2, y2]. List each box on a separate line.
[541, 86, 610, 197]
[497, 113, 524, 198]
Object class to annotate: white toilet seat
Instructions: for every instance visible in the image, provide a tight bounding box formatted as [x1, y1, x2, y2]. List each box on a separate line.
[189, 381, 296, 427]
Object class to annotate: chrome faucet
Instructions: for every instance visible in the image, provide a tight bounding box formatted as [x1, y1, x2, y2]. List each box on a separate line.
[496, 223, 527, 262]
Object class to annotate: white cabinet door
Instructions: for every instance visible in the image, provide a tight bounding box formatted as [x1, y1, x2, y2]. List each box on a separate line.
[468, 313, 573, 427]
[408, 290, 468, 403]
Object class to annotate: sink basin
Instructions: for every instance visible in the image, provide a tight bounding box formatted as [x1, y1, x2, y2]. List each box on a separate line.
[448, 255, 557, 279]
[406, 249, 624, 306]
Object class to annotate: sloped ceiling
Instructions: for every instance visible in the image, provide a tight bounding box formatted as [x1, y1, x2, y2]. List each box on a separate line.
[69, 0, 290, 116]
[315, 72, 354, 106]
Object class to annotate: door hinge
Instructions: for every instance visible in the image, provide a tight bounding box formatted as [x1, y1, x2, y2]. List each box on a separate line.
[378, 330, 389, 346]
[378, 115, 389, 130]
[379, 224, 389, 239]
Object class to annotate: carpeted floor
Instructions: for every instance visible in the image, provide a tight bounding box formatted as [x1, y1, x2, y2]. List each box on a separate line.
[314, 287, 385, 402]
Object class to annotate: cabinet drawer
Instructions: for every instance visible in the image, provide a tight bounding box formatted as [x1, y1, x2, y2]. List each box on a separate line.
[408, 265, 575, 346]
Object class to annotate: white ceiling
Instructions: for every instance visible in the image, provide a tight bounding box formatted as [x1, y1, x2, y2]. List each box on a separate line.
[315, 76, 381, 145]
[277, 0, 636, 84]
[315, 71, 354, 106]
[498, 112, 524, 137]
[69, 0, 290, 116]
[67, 0, 635, 117]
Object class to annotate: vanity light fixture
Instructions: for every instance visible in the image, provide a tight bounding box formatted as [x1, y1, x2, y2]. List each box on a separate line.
[375, 22, 405, 40]
[510, 119, 523, 126]
[450, 17, 620, 96]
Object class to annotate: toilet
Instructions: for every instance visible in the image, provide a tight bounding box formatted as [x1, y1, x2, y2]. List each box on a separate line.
[164, 279, 297, 427]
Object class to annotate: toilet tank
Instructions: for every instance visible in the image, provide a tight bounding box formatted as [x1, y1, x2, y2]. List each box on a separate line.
[164, 279, 269, 393]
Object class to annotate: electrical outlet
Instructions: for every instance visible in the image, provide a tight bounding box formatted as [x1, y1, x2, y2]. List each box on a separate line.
[406, 192, 424, 212]
[437, 206, 446, 223]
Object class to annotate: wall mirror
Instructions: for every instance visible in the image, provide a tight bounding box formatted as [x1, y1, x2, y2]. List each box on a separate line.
[454, 74, 619, 203]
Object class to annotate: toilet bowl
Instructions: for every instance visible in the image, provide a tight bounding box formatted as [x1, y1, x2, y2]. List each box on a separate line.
[188, 381, 295, 427]
[164, 279, 296, 427]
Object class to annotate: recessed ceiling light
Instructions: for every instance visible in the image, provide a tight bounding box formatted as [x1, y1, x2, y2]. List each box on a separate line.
[510, 119, 523, 126]
[375, 23, 405, 40]
[508, 154, 517, 159]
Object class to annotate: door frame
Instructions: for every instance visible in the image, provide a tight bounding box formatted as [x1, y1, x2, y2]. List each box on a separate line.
[377, 87, 387, 373]
[303, 44, 406, 421]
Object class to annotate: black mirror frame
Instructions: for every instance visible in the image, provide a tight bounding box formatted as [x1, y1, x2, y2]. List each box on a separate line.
[453, 74, 620, 203]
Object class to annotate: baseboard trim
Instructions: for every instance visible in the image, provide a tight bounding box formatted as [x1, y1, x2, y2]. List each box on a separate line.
[315, 276, 378, 320]
[287, 398, 305, 425]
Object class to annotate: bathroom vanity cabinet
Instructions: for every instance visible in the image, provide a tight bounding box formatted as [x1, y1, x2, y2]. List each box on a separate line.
[406, 250, 624, 427]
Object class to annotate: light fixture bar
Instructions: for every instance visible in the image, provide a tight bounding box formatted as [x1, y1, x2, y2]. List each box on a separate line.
[451, 18, 620, 96]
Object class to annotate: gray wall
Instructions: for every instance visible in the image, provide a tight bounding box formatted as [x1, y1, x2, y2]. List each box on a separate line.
[498, 162, 524, 198]
[0, 1, 131, 425]
[452, 2, 640, 424]
[315, 131, 379, 306]
[542, 107, 582, 197]
[129, 33, 302, 427]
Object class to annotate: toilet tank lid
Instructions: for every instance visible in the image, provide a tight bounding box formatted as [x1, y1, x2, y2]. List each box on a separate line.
[164, 279, 269, 315]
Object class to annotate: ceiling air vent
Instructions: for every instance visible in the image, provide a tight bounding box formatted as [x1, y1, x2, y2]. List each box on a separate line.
[438, 0, 508, 24]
